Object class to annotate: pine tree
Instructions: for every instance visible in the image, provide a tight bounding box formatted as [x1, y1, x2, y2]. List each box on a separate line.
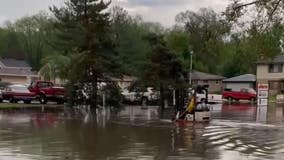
[143, 33, 186, 109]
[50, 0, 119, 108]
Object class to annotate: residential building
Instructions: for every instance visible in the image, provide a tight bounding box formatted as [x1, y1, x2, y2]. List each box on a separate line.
[223, 74, 256, 91]
[191, 71, 225, 93]
[0, 58, 39, 84]
[257, 54, 284, 95]
[110, 76, 137, 90]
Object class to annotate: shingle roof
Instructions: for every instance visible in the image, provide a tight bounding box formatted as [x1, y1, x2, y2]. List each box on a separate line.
[0, 68, 38, 77]
[0, 58, 31, 68]
[257, 54, 284, 64]
[191, 71, 224, 80]
[111, 76, 137, 82]
[223, 74, 256, 82]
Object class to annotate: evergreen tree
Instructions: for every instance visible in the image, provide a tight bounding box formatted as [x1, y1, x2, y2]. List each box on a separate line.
[50, 0, 120, 108]
[143, 33, 186, 109]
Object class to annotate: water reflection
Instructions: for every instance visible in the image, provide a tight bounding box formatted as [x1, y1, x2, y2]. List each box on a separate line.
[256, 106, 267, 123]
[0, 104, 282, 159]
[212, 104, 257, 121]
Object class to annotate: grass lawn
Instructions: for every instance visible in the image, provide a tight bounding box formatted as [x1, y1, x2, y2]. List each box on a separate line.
[269, 95, 277, 103]
[0, 102, 65, 109]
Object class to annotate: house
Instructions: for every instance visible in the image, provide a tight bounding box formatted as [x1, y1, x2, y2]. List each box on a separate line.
[223, 74, 256, 91]
[257, 54, 284, 95]
[191, 71, 225, 93]
[110, 76, 137, 90]
[0, 58, 39, 84]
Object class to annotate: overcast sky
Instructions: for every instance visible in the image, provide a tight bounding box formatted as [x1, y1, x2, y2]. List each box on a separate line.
[0, 0, 230, 27]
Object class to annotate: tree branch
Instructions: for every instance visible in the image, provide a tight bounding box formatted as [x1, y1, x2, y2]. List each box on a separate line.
[269, 0, 282, 19]
[233, 0, 269, 10]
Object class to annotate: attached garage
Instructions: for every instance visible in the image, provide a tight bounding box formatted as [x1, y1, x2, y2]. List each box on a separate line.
[223, 74, 256, 91]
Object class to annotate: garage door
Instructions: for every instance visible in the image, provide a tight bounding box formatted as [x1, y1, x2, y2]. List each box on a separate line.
[225, 83, 251, 91]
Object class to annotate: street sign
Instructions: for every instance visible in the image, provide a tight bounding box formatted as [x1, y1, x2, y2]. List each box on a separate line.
[257, 83, 269, 106]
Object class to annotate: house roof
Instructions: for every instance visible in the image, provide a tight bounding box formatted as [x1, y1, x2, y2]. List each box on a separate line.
[0, 58, 31, 68]
[223, 74, 256, 82]
[191, 71, 224, 80]
[111, 76, 137, 82]
[0, 68, 38, 77]
[257, 54, 284, 64]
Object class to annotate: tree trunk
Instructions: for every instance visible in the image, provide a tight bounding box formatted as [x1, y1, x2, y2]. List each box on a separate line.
[90, 74, 98, 109]
[160, 85, 165, 110]
[175, 89, 180, 111]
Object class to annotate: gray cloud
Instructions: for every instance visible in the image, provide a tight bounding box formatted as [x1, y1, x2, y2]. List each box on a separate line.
[121, 0, 189, 7]
[0, 0, 64, 24]
[0, 0, 230, 27]
[112, 0, 230, 27]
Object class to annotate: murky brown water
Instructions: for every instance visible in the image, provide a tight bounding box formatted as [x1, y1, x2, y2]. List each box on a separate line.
[0, 104, 284, 160]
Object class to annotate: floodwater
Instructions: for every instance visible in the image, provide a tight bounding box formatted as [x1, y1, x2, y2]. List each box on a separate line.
[0, 104, 283, 160]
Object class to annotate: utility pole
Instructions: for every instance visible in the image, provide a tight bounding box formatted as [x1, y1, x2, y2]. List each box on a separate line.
[189, 50, 193, 86]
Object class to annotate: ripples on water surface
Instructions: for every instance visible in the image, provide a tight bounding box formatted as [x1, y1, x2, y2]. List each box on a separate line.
[0, 104, 283, 159]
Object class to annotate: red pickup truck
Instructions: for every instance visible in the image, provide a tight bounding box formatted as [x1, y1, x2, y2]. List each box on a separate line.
[222, 88, 257, 102]
[28, 81, 65, 104]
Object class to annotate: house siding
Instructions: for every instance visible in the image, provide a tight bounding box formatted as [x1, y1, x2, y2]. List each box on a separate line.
[0, 75, 27, 84]
[223, 82, 254, 91]
[0, 75, 39, 84]
[193, 80, 223, 93]
[257, 64, 284, 81]
[257, 64, 284, 95]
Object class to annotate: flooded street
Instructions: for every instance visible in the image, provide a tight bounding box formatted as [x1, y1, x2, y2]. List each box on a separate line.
[0, 104, 283, 160]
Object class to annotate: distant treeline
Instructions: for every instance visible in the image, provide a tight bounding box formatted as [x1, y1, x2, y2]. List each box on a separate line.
[0, 0, 283, 107]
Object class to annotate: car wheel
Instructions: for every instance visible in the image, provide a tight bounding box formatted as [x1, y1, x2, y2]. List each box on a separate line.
[228, 97, 233, 104]
[57, 100, 64, 105]
[24, 100, 31, 104]
[250, 97, 256, 103]
[39, 95, 47, 104]
[10, 98, 17, 103]
[141, 97, 148, 106]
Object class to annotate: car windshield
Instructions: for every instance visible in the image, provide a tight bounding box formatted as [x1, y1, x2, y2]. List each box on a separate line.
[248, 88, 256, 94]
[38, 82, 53, 88]
[10, 85, 30, 92]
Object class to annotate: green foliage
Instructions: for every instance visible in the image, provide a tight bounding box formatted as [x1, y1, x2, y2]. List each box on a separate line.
[110, 6, 151, 76]
[222, 23, 283, 77]
[7, 12, 55, 70]
[0, 30, 25, 59]
[50, 0, 120, 107]
[141, 33, 186, 108]
[165, 29, 191, 71]
[40, 53, 83, 82]
[175, 8, 231, 73]
[102, 83, 124, 108]
[143, 33, 186, 88]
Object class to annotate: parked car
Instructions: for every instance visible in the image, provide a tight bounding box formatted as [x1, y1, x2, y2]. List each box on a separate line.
[189, 86, 223, 104]
[196, 93, 223, 104]
[222, 88, 257, 102]
[28, 81, 65, 104]
[0, 82, 12, 98]
[1, 84, 36, 103]
[122, 87, 159, 105]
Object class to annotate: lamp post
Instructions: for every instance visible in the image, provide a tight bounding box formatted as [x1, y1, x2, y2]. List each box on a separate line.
[189, 50, 193, 86]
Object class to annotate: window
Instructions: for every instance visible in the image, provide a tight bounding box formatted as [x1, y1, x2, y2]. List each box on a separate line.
[241, 88, 249, 93]
[203, 80, 208, 83]
[31, 82, 37, 88]
[269, 81, 279, 90]
[216, 80, 219, 84]
[11, 85, 29, 92]
[269, 64, 283, 73]
[38, 82, 53, 88]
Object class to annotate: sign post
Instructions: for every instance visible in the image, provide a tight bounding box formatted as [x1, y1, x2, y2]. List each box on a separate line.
[257, 83, 269, 106]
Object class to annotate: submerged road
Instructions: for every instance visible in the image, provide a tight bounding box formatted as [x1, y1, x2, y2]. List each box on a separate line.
[0, 104, 282, 160]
